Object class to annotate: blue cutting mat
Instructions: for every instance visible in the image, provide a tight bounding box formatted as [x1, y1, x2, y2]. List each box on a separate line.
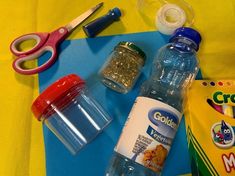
[39, 31, 192, 176]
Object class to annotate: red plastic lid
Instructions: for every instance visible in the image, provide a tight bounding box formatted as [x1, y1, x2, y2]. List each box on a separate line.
[31, 74, 85, 121]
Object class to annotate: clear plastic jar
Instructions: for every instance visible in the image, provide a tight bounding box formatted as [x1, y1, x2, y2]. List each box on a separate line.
[31, 74, 112, 154]
[99, 42, 146, 93]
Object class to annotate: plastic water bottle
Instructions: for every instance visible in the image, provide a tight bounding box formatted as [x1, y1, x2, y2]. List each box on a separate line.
[105, 27, 201, 176]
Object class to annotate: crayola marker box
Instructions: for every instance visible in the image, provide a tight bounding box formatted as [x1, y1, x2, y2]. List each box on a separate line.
[185, 80, 235, 175]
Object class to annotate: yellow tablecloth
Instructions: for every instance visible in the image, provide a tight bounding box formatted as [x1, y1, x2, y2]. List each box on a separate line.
[0, 0, 235, 175]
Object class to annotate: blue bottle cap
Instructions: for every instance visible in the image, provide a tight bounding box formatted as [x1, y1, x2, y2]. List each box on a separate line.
[170, 27, 202, 51]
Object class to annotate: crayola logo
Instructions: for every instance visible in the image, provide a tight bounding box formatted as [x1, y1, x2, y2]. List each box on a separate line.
[213, 91, 235, 104]
[148, 109, 178, 130]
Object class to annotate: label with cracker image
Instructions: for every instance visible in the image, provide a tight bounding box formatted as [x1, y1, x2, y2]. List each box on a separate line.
[115, 96, 181, 173]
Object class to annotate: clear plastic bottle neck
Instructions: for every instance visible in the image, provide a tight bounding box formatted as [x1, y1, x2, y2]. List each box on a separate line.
[170, 37, 198, 52]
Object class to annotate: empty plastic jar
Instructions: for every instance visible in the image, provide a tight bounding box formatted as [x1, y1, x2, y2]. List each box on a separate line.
[31, 74, 112, 154]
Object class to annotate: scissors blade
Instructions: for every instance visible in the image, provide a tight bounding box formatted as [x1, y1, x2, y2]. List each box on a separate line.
[65, 2, 103, 32]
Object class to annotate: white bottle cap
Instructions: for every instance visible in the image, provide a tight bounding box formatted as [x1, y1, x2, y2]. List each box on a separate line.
[156, 4, 186, 35]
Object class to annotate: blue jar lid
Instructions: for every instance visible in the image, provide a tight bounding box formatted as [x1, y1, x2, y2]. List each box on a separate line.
[170, 27, 202, 51]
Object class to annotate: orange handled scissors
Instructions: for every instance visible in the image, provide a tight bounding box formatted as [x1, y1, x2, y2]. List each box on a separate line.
[10, 2, 103, 75]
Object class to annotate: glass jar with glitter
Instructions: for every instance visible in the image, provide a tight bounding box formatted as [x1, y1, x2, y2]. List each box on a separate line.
[99, 42, 146, 93]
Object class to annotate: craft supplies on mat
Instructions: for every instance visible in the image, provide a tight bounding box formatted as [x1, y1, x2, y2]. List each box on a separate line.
[38, 31, 192, 176]
[185, 80, 235, 175]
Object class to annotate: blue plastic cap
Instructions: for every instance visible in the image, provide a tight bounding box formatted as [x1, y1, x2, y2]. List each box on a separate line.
[110, 7, 122, 20]
[170, 27, 202, 51]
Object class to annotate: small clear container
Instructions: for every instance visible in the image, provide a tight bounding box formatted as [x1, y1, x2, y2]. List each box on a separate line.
[99, 42, 146, 94]
[31, 74, 112, 154]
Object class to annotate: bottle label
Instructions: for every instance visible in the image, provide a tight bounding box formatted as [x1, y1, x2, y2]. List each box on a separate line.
[115, 96, 182, 173]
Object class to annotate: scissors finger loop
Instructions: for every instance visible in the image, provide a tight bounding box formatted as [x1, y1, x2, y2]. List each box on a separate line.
[13, 46, 57, 75]
[10, 33, 49, 56]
